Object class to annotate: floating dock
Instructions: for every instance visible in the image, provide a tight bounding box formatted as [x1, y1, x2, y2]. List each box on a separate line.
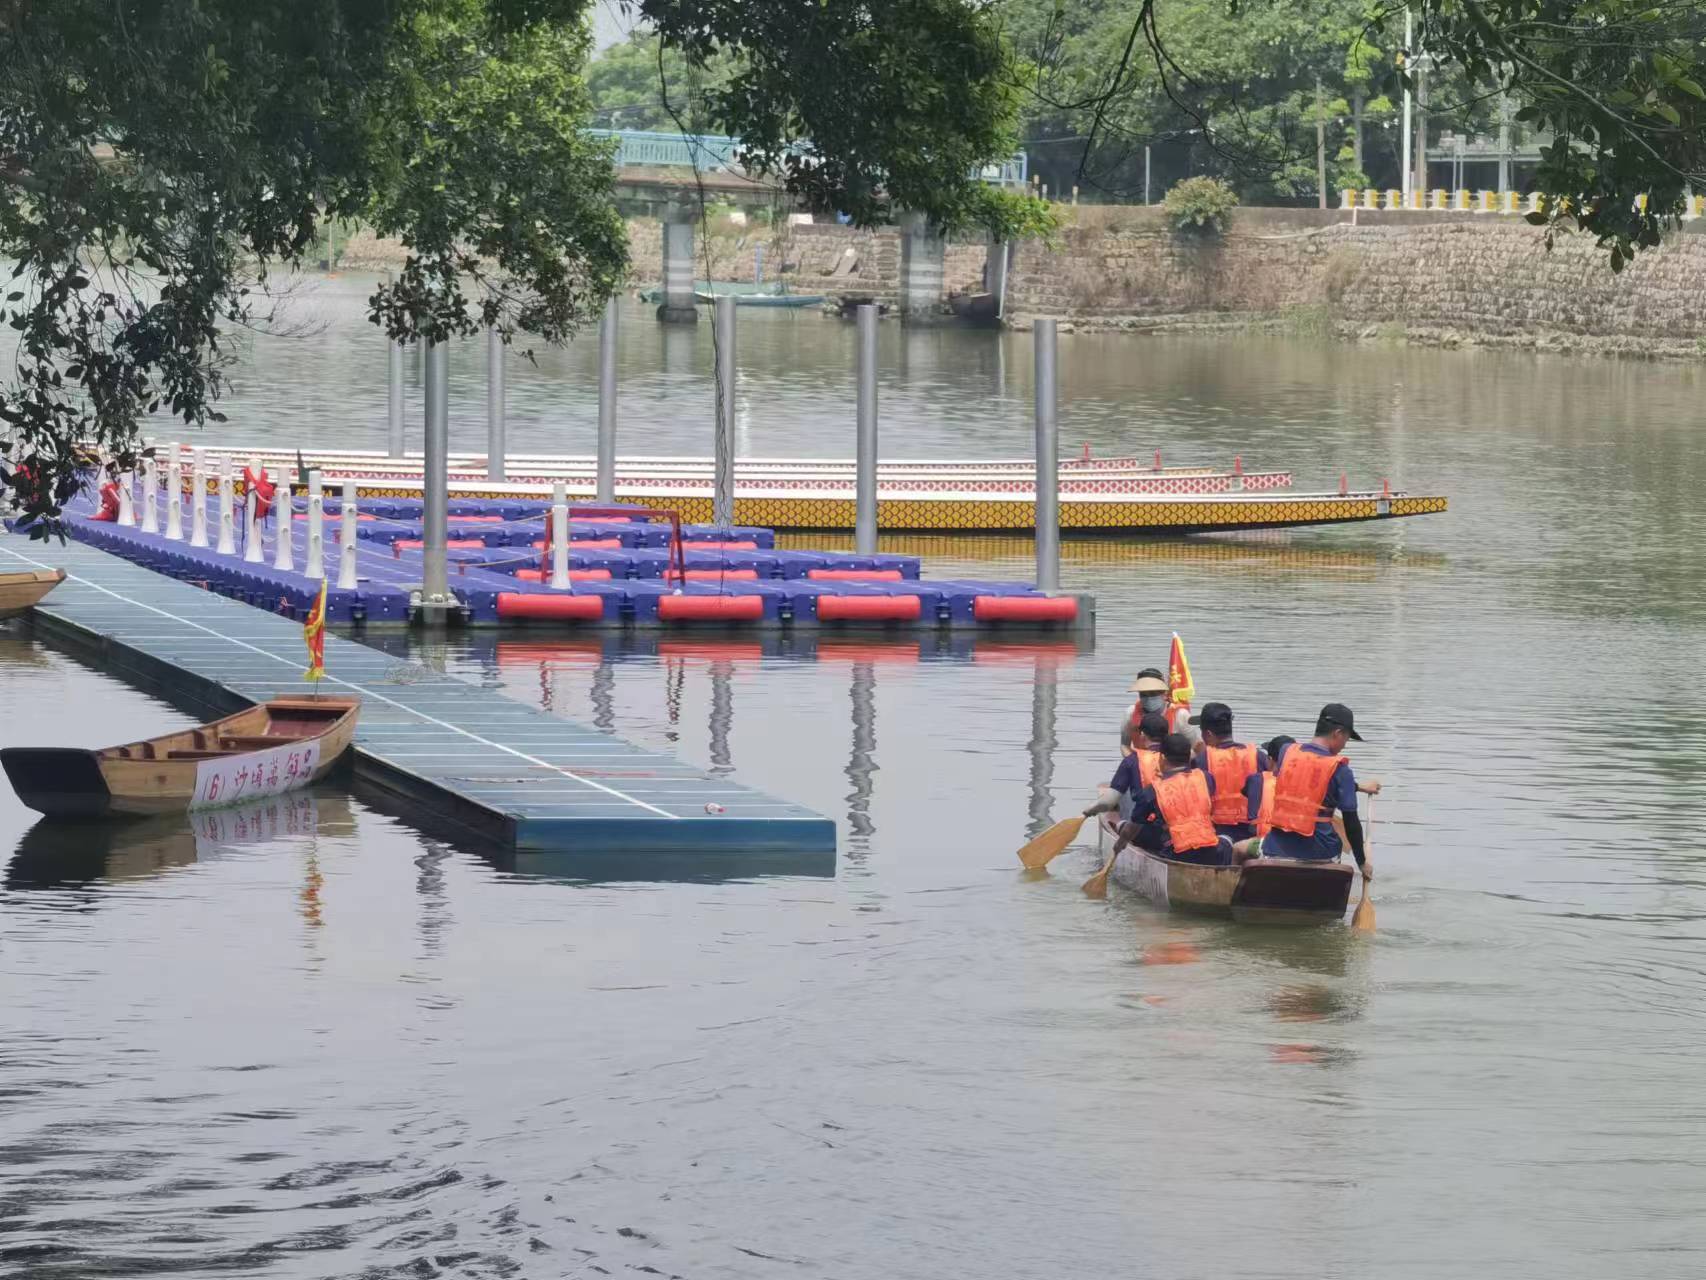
[0, 535, 836, 868]
[49, 490, 1093, 630]
[177, 445, 1445, 535]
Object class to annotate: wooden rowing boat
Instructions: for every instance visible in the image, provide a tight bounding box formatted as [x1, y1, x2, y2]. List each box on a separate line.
[1101, 817, 1354, 924]
[0, 696, 360, 818]
[0, 569, 66, 619]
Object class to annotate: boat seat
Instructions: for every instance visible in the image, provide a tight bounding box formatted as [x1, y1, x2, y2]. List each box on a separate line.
[218, 735, 292, 750]
[166, 749, 235, 760]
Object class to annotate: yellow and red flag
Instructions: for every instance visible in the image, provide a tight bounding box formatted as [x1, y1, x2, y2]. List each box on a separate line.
[303, 578, 327, 682]
[1167, 632, 1195, 706]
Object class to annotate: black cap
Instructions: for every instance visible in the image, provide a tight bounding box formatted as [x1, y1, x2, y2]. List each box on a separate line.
[1317, 703, 1364, 741]
[1189, 701, 1233, 733]
[1136, 712, 1170, 742]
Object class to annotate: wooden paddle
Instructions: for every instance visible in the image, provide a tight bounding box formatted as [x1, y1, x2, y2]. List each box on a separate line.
[1017, 814, 1089, 870]
[1082, 843, 1119, 899]
[1351, 798, 1376, 932]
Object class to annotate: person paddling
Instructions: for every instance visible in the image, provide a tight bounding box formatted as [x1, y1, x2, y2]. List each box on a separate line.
[1238, 704, 1373, 881]
[1110, 733, 1232, 866]
[1087, 712, 1169, 850]
[1191, 702, 1270, 842]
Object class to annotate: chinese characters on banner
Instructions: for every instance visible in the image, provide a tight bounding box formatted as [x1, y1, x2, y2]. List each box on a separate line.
[191, 740, 321, 811]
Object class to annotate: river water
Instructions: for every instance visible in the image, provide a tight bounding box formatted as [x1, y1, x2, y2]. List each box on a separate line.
[4, 276, 1705, 1278]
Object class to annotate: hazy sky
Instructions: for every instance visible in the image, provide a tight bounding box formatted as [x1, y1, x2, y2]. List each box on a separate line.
[590, 1, 636, 50]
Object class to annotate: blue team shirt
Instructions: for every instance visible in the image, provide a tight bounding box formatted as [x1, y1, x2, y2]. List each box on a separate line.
[1262, 741, 1357, 860]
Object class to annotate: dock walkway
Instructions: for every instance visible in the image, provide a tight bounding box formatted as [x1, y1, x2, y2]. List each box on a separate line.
[0, 535, 836, 867]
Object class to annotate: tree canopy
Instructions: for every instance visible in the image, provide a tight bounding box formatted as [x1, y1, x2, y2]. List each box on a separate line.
[1, 0, 1026, 527]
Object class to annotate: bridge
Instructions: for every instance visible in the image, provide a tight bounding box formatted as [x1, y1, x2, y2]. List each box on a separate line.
[590, 129, 1030, 214]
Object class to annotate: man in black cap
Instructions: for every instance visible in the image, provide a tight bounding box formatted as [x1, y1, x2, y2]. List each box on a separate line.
[1191, 702, 1271, 842]
[1248, 703, 1373, 880]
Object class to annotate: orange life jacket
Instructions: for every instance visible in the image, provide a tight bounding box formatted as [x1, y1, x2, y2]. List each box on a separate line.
[1135, 749, 1160, 790]
[1204, 743, 1259, 825]
[1269, 747, 1345, 837]
[1255, 774, 1276, 837]
[1152, 768, 1217, 853]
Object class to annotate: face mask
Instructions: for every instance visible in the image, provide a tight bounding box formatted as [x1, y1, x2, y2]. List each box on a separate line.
[1138, 693, 1166, 713]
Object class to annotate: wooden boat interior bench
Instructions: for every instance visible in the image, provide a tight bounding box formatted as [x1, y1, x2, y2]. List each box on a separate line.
[100, 700, 356, 763]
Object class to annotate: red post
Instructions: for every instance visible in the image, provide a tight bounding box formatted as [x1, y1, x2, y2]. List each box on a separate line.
[1080, 442, 1091, 462]
[1339, 472, 1348, 495]
[1382, 477, 1392, 498]
[1233, 454, 1243, 476]
[1153, 449, 1162, 472]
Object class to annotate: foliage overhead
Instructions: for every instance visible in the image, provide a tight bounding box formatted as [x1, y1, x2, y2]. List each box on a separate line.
[2, 0, 1024, 529]
[1000, 0, 1705, 264]
[1408, 0, 1706, 268]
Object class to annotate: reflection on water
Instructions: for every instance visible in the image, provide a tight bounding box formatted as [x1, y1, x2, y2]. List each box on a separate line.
[6, 309, 1706, 1278]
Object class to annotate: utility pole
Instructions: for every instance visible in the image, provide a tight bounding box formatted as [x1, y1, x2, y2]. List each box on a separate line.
[1315, 78, 1327, 209]
[1401, 8, 1414, 204]
[1415, 55, 1430, 199]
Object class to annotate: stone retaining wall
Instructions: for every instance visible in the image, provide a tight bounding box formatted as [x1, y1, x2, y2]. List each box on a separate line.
[1005, 209, 1706, 355]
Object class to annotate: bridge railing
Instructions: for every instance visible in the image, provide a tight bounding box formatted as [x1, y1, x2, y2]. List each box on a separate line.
[590, 129, 1028, 188]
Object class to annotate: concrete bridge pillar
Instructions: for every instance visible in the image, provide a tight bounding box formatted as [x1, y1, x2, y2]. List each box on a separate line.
[657, 206, 698, 324]
[898, 211, 946, 323]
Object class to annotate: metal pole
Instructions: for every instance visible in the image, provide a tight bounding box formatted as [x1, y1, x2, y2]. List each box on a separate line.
[1145, 145, 1152, 205]
[713, 294, 736, 528]
[215, 458, 235, 554]
[388, 338, 405, 458]
[190, 449, 209, 548]
[550, 481, 570, 590]
[597, 296, 618, 504]
[1033, 318, 1060, 594]
[486, 325, 505, 481]
[1315, 78, 1327, 210]
[337, 478, 359, 590]
[164, 444, 183, 540]
[422, 339, 450, 604]
[1401, 8, 1414, 204]
[854, 303, 879, 556]
[386, 271, 404, 458]
[305, 471, 325, 580]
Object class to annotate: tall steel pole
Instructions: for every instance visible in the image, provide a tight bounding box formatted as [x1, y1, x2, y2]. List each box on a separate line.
[854, 304, 879, 555]
[422, 339, 450, 607]
[597, 295, 619, 504]
[713, 295, 736, 527]
[387, 336, 405, 457]
[1033, 319, 1060, 594]
[486, 325, 505, 481]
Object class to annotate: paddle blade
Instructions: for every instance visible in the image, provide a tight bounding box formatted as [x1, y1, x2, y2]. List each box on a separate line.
[1018, 815, 1087, 870]
[1351, 886, 1376, 932]
[1082, 850, 1118, 898]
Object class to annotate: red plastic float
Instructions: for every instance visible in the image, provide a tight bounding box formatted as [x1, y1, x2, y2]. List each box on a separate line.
[972, 596, 1079, 623]
[393, 538, 486, 552]
[806, 569, 904, 582]
[683, 569, 758, 581]
[817, 595, 922, 622]
[686, 540, 759, 551]
[657, 595, 765, 621]
[514, 568, 612, 582]
[532, 538, 624, 550]
[496, 592, 604, 621]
